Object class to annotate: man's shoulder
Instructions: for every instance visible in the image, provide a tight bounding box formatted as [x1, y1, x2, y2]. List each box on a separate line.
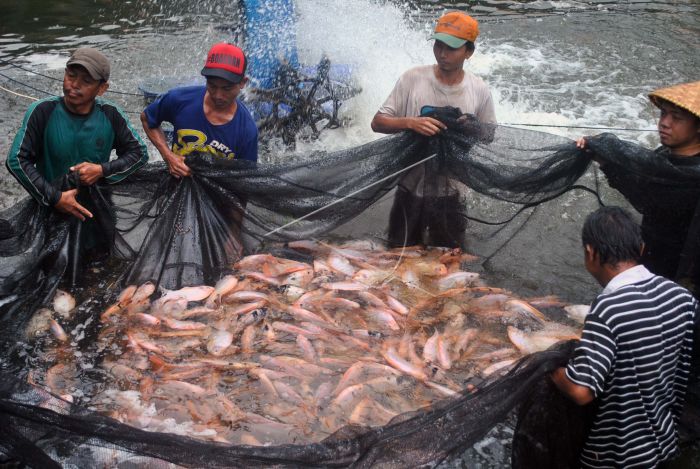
[625, 274, 693, 298]
[160, 85, 206, 104]
[462, 70, 491, 92]
[593, 275, 696, 316]
[94, 97, 126, 113]
[235, 100, 258, 135]
[24, 95, 61, 116]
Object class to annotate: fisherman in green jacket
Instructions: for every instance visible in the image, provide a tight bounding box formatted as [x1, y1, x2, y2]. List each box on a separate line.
[6, 47, 148, 221]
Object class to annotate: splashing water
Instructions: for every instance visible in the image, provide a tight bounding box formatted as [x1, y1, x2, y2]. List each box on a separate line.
[292, 0, 666, 151]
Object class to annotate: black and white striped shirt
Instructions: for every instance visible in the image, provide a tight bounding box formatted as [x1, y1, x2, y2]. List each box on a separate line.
[566, 266, 697, 468]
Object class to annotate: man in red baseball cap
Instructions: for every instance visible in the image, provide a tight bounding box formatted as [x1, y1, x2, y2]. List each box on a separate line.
[201, 42, 247, 84]
[370, 11, 497, 248]
[141, 42, 258, 178]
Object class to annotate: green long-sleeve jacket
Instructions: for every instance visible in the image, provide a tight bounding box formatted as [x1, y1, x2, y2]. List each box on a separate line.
[6, 96, 148, 206]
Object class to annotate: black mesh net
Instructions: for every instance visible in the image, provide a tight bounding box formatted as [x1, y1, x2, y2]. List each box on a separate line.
[1, 112, 698, 467]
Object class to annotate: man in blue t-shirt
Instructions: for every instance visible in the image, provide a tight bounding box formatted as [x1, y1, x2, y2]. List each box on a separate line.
[141, 42, 258, 178]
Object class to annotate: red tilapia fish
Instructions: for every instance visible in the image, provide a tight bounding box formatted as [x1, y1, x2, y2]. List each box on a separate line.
[27, 240, 582, 446]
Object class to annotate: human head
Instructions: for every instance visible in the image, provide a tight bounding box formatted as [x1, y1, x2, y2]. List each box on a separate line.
[649, 81, 700, 154]
[430, 11, 479, 53]
[581, 206, 643, 270]
[66, 47, 110, 82]
[63, 48, 110, 114]
[201, 42, 247, 84]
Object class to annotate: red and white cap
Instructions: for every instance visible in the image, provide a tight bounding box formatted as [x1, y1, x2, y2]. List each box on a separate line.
[201, 43, 247, 84]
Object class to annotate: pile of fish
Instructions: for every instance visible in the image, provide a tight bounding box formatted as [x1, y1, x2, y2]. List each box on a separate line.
[26, 240, 585, 446]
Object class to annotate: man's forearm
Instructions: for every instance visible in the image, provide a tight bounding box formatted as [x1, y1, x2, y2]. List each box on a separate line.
[141, 112, 191, 177]
[371, 113, 411, 134]
[6, 152, 61, 206]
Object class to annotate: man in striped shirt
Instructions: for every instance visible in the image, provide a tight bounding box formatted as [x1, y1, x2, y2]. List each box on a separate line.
[551, 206, 697, 468]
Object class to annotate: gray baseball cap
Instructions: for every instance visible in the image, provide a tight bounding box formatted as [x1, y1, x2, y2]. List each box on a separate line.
[66, 47, 110, 81]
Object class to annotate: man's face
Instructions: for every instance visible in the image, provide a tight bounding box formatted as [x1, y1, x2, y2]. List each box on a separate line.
[433, 40, 473, 73]
[205, 76, 246, 110]
[62, 65, 108, 113]
[657, 101, 700, 149]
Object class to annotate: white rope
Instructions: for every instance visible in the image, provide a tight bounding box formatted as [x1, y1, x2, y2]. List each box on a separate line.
[0, 84, 38, 101]
[263, 152, 436, 237]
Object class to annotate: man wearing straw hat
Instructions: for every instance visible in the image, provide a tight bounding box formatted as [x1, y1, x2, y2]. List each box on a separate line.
[577, 80, 700, 293]
[370, 11, 496, 248]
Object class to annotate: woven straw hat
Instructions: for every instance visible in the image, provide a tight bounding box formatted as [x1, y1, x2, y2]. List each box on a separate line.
[648, 81, 700, 119]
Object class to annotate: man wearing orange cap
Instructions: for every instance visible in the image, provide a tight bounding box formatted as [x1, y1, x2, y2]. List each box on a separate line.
[371, 11, 496, 248]
[141, 42, 258, 178]
[371, 11, 496, 136]
[576, 81, 700, 292]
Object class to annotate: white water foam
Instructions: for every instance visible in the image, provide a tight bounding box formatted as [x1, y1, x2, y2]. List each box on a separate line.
[295, 0, 436, 150]
[7, 0, 660, 154]
[23, 53, 70, 70]
[294, 0, 658, 150]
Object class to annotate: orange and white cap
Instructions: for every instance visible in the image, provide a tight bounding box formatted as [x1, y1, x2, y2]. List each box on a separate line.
[430, 11, 479, 48]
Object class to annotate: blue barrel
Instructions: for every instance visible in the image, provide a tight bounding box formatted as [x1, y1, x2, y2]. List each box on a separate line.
[243, 0, 300, 89]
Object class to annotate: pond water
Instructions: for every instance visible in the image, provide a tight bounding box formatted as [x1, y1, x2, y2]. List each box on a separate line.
[1, 0, 698, 208]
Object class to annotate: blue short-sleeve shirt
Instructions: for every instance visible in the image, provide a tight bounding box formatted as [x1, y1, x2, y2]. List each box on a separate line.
[144, 86, 258, 162]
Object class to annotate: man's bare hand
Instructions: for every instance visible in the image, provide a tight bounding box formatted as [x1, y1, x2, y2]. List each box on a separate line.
[575, 136, 603, 165]
[54, 189, 93, 221]
[408, 117, 447, 136]
[164, 151, 192, 178]
[70, 162, 104, 185]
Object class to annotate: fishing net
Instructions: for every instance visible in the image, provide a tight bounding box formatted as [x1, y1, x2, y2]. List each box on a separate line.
[1, 108, 698, 467]
[0, 342, 577, 469]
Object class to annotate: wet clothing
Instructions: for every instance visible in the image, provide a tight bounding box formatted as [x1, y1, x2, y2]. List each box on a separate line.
[6, 96, 148, 207]
[387, 186, 467, 248]
[377, 65, 496, 248]
[601, 148, 700, 290]
[566, 265, 697, 468]
[143, 85, 258, 162]
[377, 65, 496, 124]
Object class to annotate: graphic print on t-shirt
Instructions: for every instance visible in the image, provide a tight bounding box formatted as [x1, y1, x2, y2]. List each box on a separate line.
[172, 128, 236, 160]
